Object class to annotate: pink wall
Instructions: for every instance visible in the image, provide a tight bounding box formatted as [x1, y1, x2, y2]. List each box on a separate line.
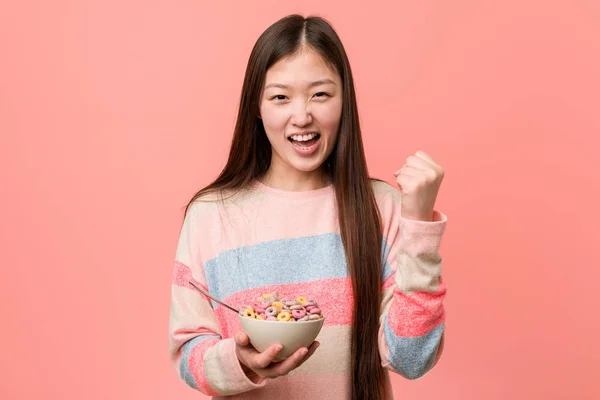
[1, 1, 599, 399]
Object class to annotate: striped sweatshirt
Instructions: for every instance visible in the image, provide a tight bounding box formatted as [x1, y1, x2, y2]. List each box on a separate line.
[168, 179, 447, 399]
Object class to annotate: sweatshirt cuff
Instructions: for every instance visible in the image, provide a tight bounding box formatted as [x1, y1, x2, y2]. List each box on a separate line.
[220, 338, 269, 393]
[398, 210, 447, 254]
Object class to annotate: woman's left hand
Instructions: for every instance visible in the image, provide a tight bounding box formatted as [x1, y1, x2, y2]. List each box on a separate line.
[394, 150, 445, 222]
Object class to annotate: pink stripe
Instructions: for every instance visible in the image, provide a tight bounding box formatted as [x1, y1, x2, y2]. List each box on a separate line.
[214, 278, 353, 337]
[387, 282, 446, 337]
[188, 337, 220, 396]
[194, 194, 340, 262]
[213, 308, 233, 339]
[172, 261, 203, 289]
[382, 273, 395, 290]
[232, 372, 354, 399]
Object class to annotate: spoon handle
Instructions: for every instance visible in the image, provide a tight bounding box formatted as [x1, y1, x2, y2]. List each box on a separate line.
[188, 281, 240, 314]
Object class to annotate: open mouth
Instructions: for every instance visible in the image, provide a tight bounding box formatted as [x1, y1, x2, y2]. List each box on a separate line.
[287, 132, 321, 148]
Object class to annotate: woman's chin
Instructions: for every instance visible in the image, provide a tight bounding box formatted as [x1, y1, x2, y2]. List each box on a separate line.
[287, 158, 327, 173]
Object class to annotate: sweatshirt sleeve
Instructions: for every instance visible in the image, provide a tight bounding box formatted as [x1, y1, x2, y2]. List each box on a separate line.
[169, 202, 268, 395]
[376, 185, 448, 380]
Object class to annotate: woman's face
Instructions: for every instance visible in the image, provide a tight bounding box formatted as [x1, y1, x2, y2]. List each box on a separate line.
[259, 48, 343, 177]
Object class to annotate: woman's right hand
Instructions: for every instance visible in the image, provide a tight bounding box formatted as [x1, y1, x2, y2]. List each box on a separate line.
[234, 332, 320, 379]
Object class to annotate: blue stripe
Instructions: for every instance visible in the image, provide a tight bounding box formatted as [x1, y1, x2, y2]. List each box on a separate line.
[204, 233, 392, 308]
[179, 334, 221, 389]
[383, 317, 444, 379]
[382, 238, 394, 282]
[204, 233, 347, 306]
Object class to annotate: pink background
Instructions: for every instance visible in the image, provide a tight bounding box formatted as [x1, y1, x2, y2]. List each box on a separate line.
[1, 1, 599, 399]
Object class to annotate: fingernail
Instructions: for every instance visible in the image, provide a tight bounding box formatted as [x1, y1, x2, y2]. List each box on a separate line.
[275, 345, 283, 352]
[301, 348, 308, 356]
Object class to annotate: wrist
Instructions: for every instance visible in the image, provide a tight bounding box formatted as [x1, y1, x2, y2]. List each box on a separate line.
[239, 359, 260, 381]
[401, 211, 434, 222]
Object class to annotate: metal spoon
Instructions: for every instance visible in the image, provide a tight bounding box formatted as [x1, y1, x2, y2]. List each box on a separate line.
[188, 281, 240, 314]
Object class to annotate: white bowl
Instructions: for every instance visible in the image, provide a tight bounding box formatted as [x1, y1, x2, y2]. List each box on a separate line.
[238, 315, 324, 361]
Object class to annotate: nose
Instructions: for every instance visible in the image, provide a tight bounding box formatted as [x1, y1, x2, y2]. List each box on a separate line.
[290, 100, 313, 127]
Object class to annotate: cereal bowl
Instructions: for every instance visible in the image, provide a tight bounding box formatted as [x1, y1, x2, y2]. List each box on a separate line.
[238, 314, 324, 361]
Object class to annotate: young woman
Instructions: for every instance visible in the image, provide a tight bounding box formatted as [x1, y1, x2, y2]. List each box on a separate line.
[169, 14, 447, 400]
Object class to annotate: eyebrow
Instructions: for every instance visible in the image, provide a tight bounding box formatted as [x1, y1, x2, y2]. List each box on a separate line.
[264, 79, 336, 90]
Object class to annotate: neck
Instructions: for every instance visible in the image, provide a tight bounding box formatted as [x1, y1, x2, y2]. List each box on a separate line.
[261, 165, 331, 192]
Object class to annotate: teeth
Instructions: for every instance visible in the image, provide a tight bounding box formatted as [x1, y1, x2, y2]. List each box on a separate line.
[291, 133, 317, 141]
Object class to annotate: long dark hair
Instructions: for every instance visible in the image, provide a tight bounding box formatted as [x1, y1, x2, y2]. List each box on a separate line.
[186, 14, 384, 399]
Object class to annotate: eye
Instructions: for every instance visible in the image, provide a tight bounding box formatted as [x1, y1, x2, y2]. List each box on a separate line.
[270, 95, 288, 101]
[313, 92, 330, 98]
